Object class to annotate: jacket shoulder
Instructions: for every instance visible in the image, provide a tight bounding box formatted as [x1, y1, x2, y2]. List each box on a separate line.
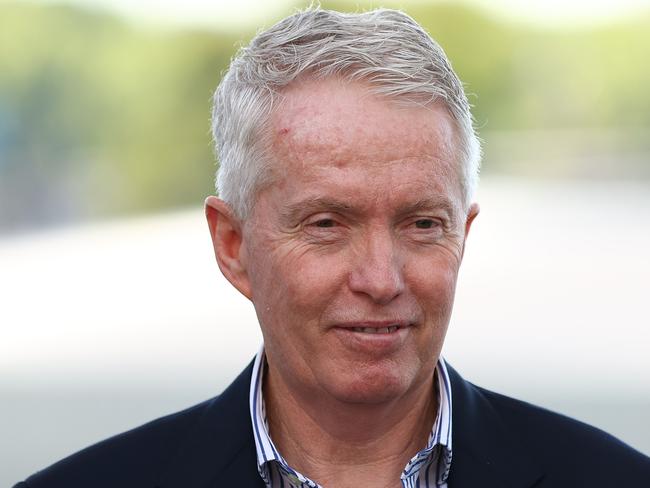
[477, 385, 650, 484]
[16, 397, 217, 488]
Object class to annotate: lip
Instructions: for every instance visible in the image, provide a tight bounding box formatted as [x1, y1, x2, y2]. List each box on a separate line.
[332, 321, 412, 355]
[335, 321, 410, 333]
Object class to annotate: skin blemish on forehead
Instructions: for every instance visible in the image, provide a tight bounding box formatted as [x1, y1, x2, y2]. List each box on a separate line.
[267, 78, 465, 205]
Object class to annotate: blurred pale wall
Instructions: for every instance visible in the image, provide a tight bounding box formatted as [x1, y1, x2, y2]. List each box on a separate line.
[1, 0, 649, 483]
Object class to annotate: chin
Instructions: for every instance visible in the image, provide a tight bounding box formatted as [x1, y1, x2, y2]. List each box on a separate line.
[323, 368, 419, 405]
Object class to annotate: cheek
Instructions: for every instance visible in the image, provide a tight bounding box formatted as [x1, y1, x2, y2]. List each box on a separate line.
[282, 253, 348, 311]
[407, 258, 459, 317]
[248, 243, 348, 319]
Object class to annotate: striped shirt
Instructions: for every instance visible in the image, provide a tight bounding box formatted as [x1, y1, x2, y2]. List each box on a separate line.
[249, 346, 453, 488]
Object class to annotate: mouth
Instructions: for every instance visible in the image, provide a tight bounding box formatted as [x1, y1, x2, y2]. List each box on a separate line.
[349, 325, 402, 334]
[337, 322, 411, 334]
[332, 321, 412, 354]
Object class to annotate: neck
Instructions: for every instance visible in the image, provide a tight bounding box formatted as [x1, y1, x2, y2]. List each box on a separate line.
[264, 364, 437, 488]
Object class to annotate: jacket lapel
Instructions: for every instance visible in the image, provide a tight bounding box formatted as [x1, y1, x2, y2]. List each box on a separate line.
[157, 360, 545, 488]
[157, 361, 264, 488]
[446, 364, 544, 488]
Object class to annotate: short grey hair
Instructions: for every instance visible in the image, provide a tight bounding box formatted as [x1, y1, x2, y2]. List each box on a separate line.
[212, 7, 481, 219]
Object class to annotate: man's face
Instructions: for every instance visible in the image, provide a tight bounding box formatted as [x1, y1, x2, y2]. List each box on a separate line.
[229, 78, 476, 405]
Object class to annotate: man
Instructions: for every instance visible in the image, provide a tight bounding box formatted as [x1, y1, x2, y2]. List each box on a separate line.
[15, 7, 650, 488]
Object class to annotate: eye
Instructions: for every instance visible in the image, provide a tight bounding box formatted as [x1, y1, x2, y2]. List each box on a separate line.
[414, 218, 438, 229]
[303, 215, 343, 235]
[313, 218, 336, 228]
[302, 215, 345, 244]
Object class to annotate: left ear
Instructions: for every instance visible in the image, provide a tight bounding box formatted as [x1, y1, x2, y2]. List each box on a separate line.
[204, 196, 252, 299]
[460, 202, 480, 260]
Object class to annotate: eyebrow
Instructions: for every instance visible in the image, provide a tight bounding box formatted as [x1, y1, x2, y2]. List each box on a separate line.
[280, 195, 460, 225]
[399, 197, 456, 216]
[396, 197, 459, 223]
[280, 197, 357, 224]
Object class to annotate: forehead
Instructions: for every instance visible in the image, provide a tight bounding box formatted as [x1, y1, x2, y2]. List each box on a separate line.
[270, 78, 458, 172]
[258, 77, 464, 216]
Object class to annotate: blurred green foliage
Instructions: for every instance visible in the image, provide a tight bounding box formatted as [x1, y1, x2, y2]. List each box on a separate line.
[1, 1, 649, 232]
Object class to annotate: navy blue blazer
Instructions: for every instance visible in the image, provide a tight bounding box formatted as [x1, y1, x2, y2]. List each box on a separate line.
[14, 362, 650, 487]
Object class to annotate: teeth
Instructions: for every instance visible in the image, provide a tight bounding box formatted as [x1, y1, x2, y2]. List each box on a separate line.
[351, 325, 400, 334]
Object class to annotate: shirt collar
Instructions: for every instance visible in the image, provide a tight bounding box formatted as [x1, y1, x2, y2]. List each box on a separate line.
[249, 345, 453, 486]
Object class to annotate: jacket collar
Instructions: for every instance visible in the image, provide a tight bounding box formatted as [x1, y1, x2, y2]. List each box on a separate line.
[158, 360, 263, 488]
[158, 360, 544, 488]
[446, 363, 544, 488]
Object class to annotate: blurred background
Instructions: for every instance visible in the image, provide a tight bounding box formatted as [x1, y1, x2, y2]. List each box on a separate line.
[1, 0, 649, 482]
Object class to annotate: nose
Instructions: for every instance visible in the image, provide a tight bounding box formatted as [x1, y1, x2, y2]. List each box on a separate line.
[348, 231, 405, 304]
